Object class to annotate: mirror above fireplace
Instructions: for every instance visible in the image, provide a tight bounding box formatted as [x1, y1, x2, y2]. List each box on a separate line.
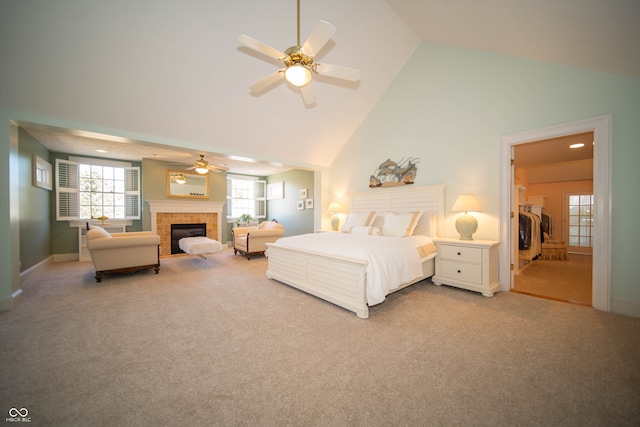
[167, 170, 209, 199]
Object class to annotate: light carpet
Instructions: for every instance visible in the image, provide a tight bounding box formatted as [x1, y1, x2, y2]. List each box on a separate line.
[1, 248, 639, 426]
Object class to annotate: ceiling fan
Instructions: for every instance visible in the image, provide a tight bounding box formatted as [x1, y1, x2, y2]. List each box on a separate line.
[185, 155, 228, 174]
[237, 0, 360, 106]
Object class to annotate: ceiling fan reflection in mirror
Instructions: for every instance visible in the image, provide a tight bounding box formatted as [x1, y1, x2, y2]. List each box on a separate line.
[185, 155, 229, 174]
[237, 0, 360, 106]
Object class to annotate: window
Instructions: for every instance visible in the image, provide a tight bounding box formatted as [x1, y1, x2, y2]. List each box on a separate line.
[56, 158, 140, 221]
[568, 193, 593, 248]
[33, 155, 52, 190]
[226, 175, 266, 221]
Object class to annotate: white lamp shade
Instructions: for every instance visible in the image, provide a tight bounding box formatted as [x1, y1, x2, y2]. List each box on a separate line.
[195, 167, 209, 174]
[327, 202, 342, 214]
[451, 194, 482, 213]
[285, 65, 312, 87]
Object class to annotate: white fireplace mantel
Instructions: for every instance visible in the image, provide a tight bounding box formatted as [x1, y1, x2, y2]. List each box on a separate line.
[146, 200, 225, 240]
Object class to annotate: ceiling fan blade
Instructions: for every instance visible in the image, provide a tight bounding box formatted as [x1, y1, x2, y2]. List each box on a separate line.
[185, 165, 196, 170]
[208, 164, 229, 172]
[302, 20, 335, 57]
[300, 84, 316, 106]
[237, 34, 286, 61]
[249, 70, 284, 93]
[315, 63, 360, 82]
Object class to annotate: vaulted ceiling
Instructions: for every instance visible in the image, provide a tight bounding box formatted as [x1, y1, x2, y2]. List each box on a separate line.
[4, 0, 638, 175]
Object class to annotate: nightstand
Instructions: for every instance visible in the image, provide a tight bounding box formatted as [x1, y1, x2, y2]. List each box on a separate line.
[432, 238, 500, 297]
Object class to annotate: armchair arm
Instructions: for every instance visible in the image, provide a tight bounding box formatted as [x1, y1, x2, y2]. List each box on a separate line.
[111, 231, 152, 238]
[88, 235, 160, 251]
[247, 229, 285, 238]
[233, 226, 257, 236]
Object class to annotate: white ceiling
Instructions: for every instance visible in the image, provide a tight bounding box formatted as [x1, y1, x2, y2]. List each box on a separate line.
[16, 0, 638, 175]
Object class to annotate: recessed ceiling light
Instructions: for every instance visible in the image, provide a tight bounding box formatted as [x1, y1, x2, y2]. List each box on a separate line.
[96, 149, 107, 153]
[569, 143, 585, 149]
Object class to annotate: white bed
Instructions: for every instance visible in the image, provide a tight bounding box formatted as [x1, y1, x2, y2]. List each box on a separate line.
[265, 184, 445, 318]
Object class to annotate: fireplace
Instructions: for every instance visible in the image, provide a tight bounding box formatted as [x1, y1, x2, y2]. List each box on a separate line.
[171, 223, 206, 254]
[146, 200, 225, 257]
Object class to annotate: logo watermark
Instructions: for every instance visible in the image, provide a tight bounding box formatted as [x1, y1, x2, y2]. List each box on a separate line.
[6, 408, 30, 423]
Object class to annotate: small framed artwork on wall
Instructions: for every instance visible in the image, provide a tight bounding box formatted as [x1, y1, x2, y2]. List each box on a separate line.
[297, 200, 305, 210]
[305, 199, 314, 209]
[299, 188, 307, 199]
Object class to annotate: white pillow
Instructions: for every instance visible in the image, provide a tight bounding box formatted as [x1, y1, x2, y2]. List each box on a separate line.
[87, 226, 112, 240]
[341, 211, 376, 233]
[350, 226, 381, 236]
[413, 211, 434, 236]
[380, 211, 423, 237]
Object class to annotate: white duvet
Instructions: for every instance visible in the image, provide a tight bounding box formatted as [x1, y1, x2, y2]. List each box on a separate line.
[270, 233, 436, 305]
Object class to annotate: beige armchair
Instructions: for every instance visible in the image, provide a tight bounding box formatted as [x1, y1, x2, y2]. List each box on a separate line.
[233, 220, 285, 260]
[86, 225, 161, 282]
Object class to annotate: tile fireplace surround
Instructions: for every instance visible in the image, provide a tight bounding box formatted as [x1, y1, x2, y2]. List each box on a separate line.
[146, 200, 225, 257]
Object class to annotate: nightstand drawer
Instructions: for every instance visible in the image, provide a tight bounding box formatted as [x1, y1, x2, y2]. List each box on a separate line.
[439, 245, 482, 263]
[439, 260, 482, 284]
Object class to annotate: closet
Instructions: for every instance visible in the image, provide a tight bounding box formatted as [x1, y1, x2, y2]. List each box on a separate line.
[514, 187, 553, 273]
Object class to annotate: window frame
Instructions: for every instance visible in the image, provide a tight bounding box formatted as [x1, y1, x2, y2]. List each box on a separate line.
[226, 174, 266, 223]
[55, 157, 141, 222]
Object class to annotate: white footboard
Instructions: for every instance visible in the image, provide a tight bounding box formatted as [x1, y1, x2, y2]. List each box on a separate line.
[265, 243, 370, 319]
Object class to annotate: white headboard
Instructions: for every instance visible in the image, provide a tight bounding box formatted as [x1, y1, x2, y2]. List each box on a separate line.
[349, 184, 445, 237]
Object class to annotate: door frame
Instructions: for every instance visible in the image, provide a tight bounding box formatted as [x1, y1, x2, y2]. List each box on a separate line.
[499, 115, 611, 311]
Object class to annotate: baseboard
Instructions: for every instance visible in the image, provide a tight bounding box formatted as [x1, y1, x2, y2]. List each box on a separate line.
[53, 253, 79, 263]
[20, 256, 54, 278]
[0, 289, 23, 312]
[611, 299, 640, 319]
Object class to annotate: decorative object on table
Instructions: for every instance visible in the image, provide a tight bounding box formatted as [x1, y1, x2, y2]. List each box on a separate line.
[236, 0, 360, 106]
[305, 199, 314, 209]
[236, 213, 253, 225]
[91, 215, 109, 225]
[327, 202, 342, 231]
[369, 157, 419, 188]
[451, 194, 482, 240]
[299, 188, 307, 198]
[297, 200, 305, 210]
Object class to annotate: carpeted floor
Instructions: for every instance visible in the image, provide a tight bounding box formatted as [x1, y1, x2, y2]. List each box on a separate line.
[514, 254, 592, 306]
[1, 248, 639, 426]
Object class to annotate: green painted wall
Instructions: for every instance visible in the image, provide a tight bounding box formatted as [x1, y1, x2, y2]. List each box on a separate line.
[328, 41, 640, 310]
[267, 170, 315, 237]
[17, 128, 52, 271]
[141, 158, 228, 242]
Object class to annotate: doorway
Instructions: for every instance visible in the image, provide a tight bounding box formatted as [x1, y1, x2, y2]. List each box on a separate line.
[511, 133, 593, 305]
[498, 115, 612, 312]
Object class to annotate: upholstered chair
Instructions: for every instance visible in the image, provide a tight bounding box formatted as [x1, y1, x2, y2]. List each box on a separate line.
[232, 220, 285, 260]
[86, 225, 161, 282]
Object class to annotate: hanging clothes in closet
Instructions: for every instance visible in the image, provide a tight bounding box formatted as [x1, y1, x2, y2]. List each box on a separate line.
[519, 210, 542, 262]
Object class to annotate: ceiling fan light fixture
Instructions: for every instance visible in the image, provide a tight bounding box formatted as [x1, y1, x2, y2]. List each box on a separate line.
[285, 64, 312, 87]
[195, 167, 209, 174]
[175, 174, 187, 184]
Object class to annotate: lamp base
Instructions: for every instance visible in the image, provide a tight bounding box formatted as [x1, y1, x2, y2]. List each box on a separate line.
[330, 214, 340, 231]
[455, 213, 478, 240]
